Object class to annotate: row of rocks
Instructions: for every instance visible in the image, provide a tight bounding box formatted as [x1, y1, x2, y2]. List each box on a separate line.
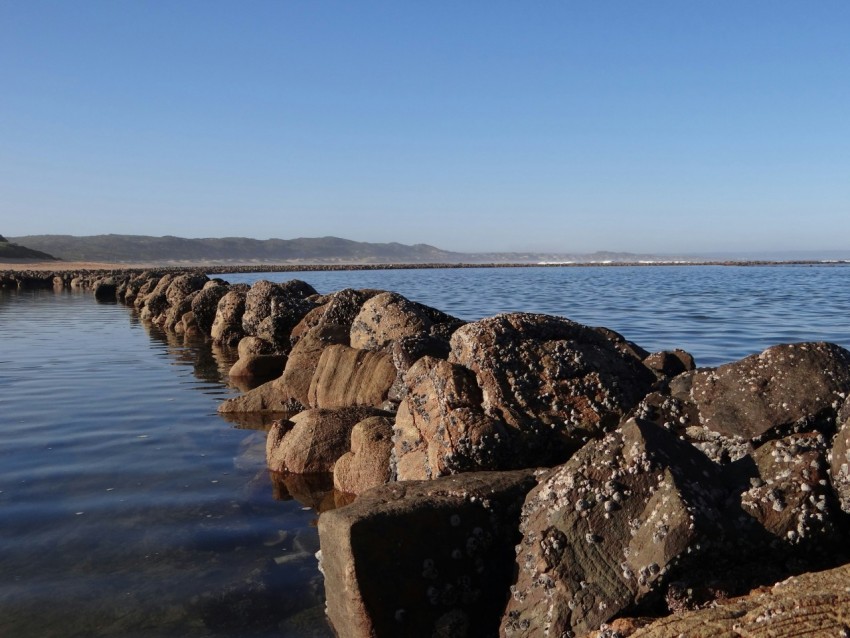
[27, 269, 850, 637]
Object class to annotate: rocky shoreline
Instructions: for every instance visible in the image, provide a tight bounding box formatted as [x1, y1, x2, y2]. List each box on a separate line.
[6, 268, 850, 637]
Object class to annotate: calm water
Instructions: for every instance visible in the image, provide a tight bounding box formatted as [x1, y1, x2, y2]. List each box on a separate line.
[2, 265, 849, 637]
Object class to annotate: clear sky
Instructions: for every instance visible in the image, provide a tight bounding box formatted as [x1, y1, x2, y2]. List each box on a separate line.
[1, 1, 848, 253]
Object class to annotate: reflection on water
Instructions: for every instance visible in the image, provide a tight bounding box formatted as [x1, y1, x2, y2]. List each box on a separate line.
[0, 289, 335, 638]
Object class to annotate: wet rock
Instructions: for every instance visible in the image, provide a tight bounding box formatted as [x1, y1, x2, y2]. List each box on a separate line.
[501, 418, 725, 638]
[93, 278, 117, 301]
[211, 289, 247, 346]
[229, 354, 287, 383]
[671, 342, 850, 442]
[394, 356, 510, 481]
[190, 282, 230, 335]
[237, 335, 277, 357]
[318, 470, 538, 638]
[266, 406, 393, 474]
[585, 563, 850, 638]
[333, 415, 395, 495]
[308, 344, 397, 410]
[349, 291, 465, 351]
[450, 313, 657, 467]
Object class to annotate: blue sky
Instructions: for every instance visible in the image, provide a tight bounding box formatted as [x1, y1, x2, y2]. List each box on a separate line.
[1, 1, 848, 253]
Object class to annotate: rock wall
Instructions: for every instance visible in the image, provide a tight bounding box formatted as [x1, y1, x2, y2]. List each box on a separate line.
[12, 267, 850, 638]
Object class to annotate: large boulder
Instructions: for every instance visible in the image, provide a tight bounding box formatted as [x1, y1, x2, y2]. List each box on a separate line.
[669, 342, 850, 442]
[191, 282, 230, 335]
[501, 418, 725, 638]
[333, 415, 395, 495]
[318, 470, 538, 638]
[165, 273, 208, 308]
[394, 356, 510, 481]
[266, 406, 392, 474]
[450, 313, 657, 467]
[585, 563, 850, 638]
[242, 279, 317, 346]
[307, 344, 397, 410]
[211, 289, 248, 346]
[228, 354, 287, 383]
[291, 288, 384, 343]
[349, 292, 465, 351]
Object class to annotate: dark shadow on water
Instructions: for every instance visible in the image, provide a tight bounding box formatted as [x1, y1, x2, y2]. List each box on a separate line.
[270, 471, 356, 514]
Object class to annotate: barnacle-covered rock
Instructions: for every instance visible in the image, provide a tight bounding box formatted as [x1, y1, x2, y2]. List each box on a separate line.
[670, 342, 850, 442]
[349, 291, 464, 352]
[190, 281, 231, 335]
[318, 470, 538, 638]
[393, 356, 510, 481]
[829, 397, 850, 513]
[291, 288, 384, 344]
[501, 418, 725, 638]
[449, 313, 657, 467]
[211, 288, 248, 346]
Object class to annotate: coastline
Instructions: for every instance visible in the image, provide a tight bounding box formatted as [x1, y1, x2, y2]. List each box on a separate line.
[1, 257, 848, 275]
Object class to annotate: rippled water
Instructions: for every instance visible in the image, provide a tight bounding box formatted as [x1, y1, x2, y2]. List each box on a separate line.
[2, 265, 850, 637]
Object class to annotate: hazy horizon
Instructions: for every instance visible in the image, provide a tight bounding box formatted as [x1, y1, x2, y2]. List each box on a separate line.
[2, 2, 848, 254]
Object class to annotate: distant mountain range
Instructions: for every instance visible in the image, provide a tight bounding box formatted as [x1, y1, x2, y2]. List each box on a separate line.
[0, 234, 57, 261]
[5, 234, 849, 265]
[7, 234, 684, 264]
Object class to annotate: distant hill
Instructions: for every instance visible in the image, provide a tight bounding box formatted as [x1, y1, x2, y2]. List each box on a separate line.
[8, 234, 465, 264]
[7, 234, 696, 265]
[0, 235, 58, 261]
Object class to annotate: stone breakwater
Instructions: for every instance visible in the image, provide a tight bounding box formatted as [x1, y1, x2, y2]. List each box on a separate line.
[10, 268, 850, 638]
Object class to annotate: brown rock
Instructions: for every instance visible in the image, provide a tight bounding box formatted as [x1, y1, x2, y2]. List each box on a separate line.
[585, 563, 850, 638]
[211, 289, 247, 346]
[350, 291, 464, 351]
[642, 349, 696, 380]
[318, 470, 538, 638]
[190, 282, 230, 335]
[291, 288, 384, 343]
[266, 406, 392, 474]
[450, 313, 657, 467]
[394, 356, 510, 481]
[237, 336, 277, 358]
[307, 344, 397, 409]
[228, 354, 287, 382]
[830, 400, 850, 513]
[501, 418, 725, 638]
[333, 416, 395, 494]
[671, 342, 850, 442]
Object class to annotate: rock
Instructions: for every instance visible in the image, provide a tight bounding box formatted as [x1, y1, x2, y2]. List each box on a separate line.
[291, 288, 384, 343]
[350, 291, 464, 351]
[830, 399, 850, 513]
[670, 342, 850, 442]
[394, 356, 510, 481]
[93, 278, 117, 301]
[211, 289, 247, 346]
[266, 406, 392, 474]
[318, 470, 538, 638]
[642, 349, 696, 380]
[229, 354, 287, 382]
[237, 336, 277, 358]
[333, 416, 395, 494]
[190, 282, 230, 335]
[450, 313, 657, 467]
[307, 344, 397, 409]
[163, 290, 198, 331]
[165, 273, 208, 308]
[501, 418, 725, 638]
[585, 563, 850, 638]
[275, 324, 351, 409]
[732, 432, 843, 559]
[242, 279, 317, 343]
